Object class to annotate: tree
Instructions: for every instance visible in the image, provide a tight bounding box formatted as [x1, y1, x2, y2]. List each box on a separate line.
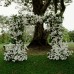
[28, 0, 70, 48]
[4, 15, 27, 62]
[0, 33, 10, 44]
[62, 27, 70, 42]
[68, 31, 74, 42]
[0, 0, 72, 48]
[28, 0, 51, 47]
[0, 16, 10, 43]
[1, 0, 73, 61]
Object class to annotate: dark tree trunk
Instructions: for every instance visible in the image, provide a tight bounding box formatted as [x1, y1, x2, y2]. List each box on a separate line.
[28, 22, 50, 48]
[28, 0, 51, 48]
[28, 0, 65, 48]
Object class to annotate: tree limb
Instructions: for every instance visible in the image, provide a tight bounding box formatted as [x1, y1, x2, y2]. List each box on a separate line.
[60, 0, 66, 15]
[41, 0, 51, 14]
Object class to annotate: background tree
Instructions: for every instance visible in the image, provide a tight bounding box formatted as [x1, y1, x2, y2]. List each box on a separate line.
[0, 16, 10, 43]
[62, 27, 70, 42]
[27, 0, 72, 47]
[68, 31, 74, 42]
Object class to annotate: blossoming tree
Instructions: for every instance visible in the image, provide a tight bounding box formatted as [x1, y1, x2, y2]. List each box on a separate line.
[0, 0, 73, 61]
[4, 15, 28, 62]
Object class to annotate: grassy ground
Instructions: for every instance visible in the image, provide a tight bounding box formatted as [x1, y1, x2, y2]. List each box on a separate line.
[0, 43, 74, 74]
[68, 42, 74, 50]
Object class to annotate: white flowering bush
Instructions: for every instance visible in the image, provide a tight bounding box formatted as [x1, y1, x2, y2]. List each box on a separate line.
[47, 2, 73, 60]
[47, 15, 73, 60]
[4, 44, 27, 62]
[4, 15, 28, 62]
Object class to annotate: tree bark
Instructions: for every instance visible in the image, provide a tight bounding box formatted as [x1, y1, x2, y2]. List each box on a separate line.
[28, 0, 51, 48]
[28, 22, 50, 47]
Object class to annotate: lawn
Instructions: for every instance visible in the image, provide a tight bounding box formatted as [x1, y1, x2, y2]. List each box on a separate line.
[68, 42, 74, 50]
[0, 43, 74, 74]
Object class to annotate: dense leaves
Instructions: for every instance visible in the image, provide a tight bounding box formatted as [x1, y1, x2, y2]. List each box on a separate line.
[68, 31, 74, 42]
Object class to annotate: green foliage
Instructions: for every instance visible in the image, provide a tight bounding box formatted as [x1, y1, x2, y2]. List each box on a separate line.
[0, 33, 10, 44]
[47, 27, 70, 43]
[62, 27, 70, 42]
[0, 16, 9, 24]
[0, 32, 33, 44]
[68, 31, 74, 42]
[47, 34, 51, 43]
[23, 32, 33, 44]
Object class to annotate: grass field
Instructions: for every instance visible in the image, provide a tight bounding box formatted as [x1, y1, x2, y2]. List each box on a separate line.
[0, 43, 74, 74]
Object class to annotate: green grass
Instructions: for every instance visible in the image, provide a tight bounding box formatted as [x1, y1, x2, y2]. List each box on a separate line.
[68, 42, 74, 50]
[0, 43, 74, 74]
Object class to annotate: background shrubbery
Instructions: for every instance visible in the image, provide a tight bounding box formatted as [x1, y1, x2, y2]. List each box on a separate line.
[0, 27, 74, 44]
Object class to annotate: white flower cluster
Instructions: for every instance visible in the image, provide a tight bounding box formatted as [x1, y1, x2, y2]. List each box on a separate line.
[9, 24, 23, 41]
[4, 15, 28, 62]
[4, 44, 27, 62]
[21, 12, 44, 25]
[48, 15, 73, 60]
[18, 0, 54, 26]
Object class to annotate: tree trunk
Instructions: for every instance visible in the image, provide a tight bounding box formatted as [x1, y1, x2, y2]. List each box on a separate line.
[28, 0, 51, 48]
[28, 22, 51, 48]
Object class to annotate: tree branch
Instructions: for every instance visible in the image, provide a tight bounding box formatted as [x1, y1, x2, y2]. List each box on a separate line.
[41, 0, 51, 14]
[60, 0, 66, 15]
[32, 0, 43, 15]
